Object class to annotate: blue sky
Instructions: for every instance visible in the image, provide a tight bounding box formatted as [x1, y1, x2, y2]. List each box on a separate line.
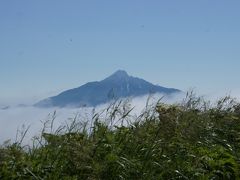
[0, 0, 240, 102]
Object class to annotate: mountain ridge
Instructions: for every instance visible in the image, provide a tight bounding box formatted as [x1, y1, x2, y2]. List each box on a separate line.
[35, 70, 181, 108]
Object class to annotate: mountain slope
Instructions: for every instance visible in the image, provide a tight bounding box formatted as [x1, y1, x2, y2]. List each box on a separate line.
[35, 70, 181, 107]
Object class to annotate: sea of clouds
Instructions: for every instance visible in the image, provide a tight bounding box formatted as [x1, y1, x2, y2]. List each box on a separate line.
[0, 93, 185, 145]
[1, 90, 240, 145]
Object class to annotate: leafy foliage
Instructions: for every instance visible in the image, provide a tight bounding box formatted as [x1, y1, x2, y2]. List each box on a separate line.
[1, 94, 240, 179]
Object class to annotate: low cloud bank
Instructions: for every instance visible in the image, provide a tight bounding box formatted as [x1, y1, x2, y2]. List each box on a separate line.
[3, 90, 240, 145]
[0, 93, 185, 145]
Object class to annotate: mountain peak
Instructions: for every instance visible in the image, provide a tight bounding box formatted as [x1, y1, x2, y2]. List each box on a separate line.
[35, 70, 181, 107]
[112, 70, 129, 77]
[104, 70, 129, 81]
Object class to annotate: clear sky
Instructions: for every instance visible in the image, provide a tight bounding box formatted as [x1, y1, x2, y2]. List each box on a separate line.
[1, 0, 240, 102]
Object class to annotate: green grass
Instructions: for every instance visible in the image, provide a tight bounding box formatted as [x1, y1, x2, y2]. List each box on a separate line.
[1, 93, 240, 179]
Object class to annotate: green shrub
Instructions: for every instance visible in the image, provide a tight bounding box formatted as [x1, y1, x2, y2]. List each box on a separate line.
[0, 95, 240, 179]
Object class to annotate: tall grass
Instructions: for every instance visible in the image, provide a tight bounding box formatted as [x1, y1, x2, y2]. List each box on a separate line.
[0, 93, 240, 179]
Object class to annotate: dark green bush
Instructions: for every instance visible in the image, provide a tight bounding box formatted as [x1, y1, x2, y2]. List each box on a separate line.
[0, 95, 240, 179]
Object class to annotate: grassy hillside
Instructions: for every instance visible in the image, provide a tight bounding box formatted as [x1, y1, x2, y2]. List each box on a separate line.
[1, 93, 240, 179]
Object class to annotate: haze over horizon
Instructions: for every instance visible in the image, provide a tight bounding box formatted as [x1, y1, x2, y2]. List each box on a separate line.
[1, 0, 240, 103]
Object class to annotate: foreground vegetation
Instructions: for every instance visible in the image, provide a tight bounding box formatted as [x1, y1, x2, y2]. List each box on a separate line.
[1, 93, 240, 179]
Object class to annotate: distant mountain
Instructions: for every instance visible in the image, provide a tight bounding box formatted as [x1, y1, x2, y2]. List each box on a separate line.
[35, 70, 181, 108]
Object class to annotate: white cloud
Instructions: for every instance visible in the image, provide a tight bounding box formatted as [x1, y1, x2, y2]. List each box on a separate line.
[0, 92, 185, 145]
[2, 90, 238, 145]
